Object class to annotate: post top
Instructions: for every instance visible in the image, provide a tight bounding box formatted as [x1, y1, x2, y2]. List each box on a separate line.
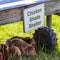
[0, 0, 49, 11]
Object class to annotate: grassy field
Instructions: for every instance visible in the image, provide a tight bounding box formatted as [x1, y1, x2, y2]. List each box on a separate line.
[0, 15, 60, 60]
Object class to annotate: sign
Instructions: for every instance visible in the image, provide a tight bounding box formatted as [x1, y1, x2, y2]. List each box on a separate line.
[23, 3, 44, 32]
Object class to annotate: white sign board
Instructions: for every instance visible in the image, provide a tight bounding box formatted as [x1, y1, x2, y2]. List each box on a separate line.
[23, 3, 44, 32]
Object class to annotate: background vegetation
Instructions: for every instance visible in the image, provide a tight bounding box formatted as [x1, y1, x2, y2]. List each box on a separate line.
[0, 15, 60, 60]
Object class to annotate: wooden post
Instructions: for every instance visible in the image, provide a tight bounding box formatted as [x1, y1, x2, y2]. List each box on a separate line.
[46, 15, 52, 28]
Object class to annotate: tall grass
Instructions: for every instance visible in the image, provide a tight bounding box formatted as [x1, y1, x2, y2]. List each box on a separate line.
[0, 15, 60, 60]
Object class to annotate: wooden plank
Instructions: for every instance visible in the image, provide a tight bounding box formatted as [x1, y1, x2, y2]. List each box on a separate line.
[0, 8, 22, 25]
[0, 15, 22, 25]
[45, 1, 60, 15]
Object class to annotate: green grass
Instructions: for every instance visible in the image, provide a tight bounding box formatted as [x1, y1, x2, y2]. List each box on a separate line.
[0, 21, 34, 44]
[52, 15, 60, 51]
[0, 15, 60, 60]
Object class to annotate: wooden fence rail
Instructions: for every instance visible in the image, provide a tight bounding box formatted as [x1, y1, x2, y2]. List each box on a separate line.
[0, 0, 60, 27]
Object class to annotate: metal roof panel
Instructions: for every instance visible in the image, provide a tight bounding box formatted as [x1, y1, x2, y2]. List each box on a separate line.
[0, 0, 49, 10]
